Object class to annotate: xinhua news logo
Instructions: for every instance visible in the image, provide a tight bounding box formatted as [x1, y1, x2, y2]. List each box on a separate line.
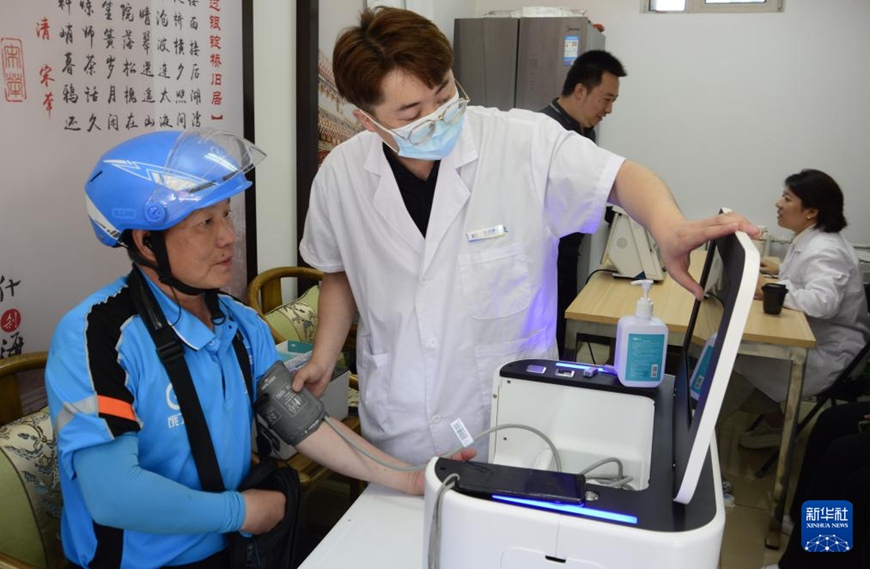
[800, 500, 853, 553]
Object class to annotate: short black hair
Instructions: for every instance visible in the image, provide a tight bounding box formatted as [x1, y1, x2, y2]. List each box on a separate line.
[561, 50, 627, 96]
[119, 230, 162, 266]
[784, 169, 847, 233]
[333, 7, 453, 111]
[119, 230, 141, 262]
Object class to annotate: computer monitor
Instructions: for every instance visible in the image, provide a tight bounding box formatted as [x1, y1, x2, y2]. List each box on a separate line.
[672, 214, 759, 503]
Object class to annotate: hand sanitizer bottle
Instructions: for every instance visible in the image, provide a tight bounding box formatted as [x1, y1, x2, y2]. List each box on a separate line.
[614, 279, 668, 388]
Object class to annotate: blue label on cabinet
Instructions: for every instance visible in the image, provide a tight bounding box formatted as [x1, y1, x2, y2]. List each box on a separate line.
[563, 35, 579, 65]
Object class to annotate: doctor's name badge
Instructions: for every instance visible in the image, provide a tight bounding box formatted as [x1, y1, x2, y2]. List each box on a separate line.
[466, 224, 508, 242]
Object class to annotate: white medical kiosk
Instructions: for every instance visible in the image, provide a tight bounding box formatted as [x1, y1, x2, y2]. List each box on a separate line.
[423, 226, 759, 569]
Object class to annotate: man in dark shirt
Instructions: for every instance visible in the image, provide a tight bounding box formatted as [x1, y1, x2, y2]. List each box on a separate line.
[539, 49, 627, 358]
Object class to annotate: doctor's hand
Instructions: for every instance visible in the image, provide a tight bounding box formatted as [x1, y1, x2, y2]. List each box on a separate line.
[409, 447, 478, 495]
[292, 358, 334, 398]
[656, 212, 760, 301]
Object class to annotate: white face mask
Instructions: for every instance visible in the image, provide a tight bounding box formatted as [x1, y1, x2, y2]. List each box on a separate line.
[363, 86, 469, 160]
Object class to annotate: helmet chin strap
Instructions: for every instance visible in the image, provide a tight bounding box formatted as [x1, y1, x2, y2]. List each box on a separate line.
[127, 232, 224, 323]
[146, 232, 210, 297]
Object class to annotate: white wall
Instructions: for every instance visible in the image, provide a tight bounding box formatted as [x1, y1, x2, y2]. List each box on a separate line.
[254, 0, 297, 272]
[254, 0, 364, 283]
[467, 0, 870, 246]
[432, 0, 477, 44]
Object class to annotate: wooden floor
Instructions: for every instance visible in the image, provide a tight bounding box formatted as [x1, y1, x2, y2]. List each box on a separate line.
[716, 407, 804, 568]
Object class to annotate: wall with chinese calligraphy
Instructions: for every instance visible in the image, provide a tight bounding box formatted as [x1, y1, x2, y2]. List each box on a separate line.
[0, 0, 246, 361]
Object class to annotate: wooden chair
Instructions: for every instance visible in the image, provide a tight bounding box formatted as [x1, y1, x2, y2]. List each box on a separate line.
[246, 266, 325, 343]
[246, 267, 364, 498]
[246, 266, 358, 358]
[0, 352, 48, 425]
[0, 352, 64, 569]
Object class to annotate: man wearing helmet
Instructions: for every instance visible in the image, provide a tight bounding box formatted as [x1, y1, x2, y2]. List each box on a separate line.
[45, 129, 472, 568]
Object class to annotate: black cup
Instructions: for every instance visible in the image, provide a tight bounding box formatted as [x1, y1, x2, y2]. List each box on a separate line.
[762, 283, 788, 315]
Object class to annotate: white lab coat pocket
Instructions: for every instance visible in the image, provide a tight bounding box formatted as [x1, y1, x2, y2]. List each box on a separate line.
[473, 327, 556, 406]
[357, 345, 393, 436]
[458, 242, 532, 319]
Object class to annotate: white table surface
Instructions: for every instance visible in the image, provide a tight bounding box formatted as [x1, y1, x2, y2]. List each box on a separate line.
[298, 484, 424, 569]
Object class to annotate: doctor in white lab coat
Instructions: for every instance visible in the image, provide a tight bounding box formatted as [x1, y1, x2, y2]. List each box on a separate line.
[295, 7, 758, 465]
[734, 169, 870, 404]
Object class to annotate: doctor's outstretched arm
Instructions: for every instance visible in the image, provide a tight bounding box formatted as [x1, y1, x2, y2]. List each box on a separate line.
[608, 160, 759, 300]
[292, 271, 356, 396]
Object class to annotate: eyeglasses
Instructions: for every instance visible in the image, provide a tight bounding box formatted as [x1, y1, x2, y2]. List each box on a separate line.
[362, 81, 470, 145]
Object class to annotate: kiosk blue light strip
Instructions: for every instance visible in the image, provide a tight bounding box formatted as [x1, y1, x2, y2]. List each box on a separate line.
[555, 361, 618, 377]
[492, 495, 639, 525]
[554, 362, 598, 371]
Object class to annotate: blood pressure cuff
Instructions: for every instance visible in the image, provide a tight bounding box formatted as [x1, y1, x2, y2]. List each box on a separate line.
[254, 361, 327, 455]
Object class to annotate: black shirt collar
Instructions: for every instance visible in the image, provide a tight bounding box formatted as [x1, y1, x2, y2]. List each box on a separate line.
[547, 99, 596, 143]
[382, 144, 440, 236]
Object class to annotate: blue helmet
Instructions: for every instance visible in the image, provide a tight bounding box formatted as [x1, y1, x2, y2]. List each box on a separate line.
[85, 129, 266, 247]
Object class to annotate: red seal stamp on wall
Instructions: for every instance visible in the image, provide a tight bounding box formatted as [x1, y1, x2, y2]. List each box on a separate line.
[1, 309, 21, 333]
[1, 37, 27, 103]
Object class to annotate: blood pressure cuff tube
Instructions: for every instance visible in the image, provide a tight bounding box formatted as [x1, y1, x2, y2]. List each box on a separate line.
[254, 361, 327, 447]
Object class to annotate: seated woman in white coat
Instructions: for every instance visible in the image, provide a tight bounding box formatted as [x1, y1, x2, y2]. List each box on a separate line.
[728, 169, 870, 449]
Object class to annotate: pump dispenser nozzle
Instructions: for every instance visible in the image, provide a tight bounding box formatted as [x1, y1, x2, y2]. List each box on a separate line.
[631, 279, 654, 319]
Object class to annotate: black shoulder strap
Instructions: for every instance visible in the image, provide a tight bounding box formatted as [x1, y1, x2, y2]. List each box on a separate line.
[231, 331, 254, 406]
[230, 327, 270, 459]
[127, 267, 226, 493]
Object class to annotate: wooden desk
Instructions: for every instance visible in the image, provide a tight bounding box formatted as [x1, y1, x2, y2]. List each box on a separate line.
[565, 251, 815, 548]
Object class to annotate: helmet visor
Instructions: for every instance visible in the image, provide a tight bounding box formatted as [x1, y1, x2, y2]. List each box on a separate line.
[146, 129, 266, 220]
